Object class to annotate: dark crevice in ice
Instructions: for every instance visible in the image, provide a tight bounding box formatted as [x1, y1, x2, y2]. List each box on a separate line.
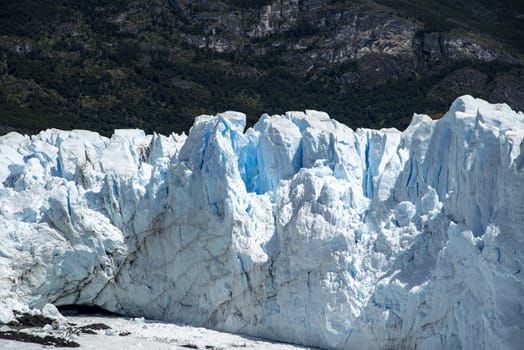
[57, 304, 123, 317]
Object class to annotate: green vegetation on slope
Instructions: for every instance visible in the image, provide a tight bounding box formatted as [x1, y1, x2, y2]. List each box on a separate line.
[0, 0, 522, 136]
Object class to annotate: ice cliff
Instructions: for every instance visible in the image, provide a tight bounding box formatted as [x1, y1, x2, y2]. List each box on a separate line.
[0, 96, 523, 349]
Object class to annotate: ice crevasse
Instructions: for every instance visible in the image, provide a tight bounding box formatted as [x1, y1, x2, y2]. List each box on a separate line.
[0, 95, 523, 349]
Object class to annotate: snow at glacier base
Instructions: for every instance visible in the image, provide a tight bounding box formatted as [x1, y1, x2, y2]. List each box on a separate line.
[0, 95, 523, 349]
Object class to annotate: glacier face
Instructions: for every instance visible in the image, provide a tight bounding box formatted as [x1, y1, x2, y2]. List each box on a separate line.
[0, 96, 523, 349]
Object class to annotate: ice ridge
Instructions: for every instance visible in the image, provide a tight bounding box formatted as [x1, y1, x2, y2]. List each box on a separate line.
[0, 96, 523, 349]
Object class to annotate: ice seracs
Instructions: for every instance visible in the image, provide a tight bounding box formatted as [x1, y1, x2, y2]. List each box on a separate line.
[0, 95, 523, 349]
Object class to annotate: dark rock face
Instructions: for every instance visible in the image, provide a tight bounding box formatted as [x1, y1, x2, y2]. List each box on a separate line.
[176, 1, 510, 68]
[8, 311, 56, 328]
[491, 68, 524, 112]
[428, 68, 490, 104]
[0, 330, 80, 347]
[175, 0, 524, 115]
[181, 1, 419, 65]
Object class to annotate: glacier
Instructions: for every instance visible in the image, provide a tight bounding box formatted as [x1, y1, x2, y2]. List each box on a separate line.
[0, 95, 523, 349]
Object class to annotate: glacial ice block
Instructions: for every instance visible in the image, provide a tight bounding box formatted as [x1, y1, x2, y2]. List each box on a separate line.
[0, 96, 523, 349]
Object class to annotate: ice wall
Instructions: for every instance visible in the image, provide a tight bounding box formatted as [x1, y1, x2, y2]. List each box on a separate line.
[0, 96, 523, 349]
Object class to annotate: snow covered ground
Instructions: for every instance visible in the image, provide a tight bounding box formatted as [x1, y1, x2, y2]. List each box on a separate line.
[0, 315, 318, 350]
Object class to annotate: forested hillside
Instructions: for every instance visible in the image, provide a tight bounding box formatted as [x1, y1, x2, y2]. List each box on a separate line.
[1, 0, 523, 135]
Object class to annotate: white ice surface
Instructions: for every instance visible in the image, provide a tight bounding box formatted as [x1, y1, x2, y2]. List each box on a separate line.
[0, 315, 317, 350]
[0, 96, 523, 349]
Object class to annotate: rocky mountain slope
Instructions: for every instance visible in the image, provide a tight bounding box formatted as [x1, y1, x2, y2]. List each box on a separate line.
[1, 0, 523, 135]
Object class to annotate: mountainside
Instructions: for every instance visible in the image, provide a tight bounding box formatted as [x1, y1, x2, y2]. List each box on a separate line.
[0, 96, 523, 349]
[1, 0, 524, 135]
